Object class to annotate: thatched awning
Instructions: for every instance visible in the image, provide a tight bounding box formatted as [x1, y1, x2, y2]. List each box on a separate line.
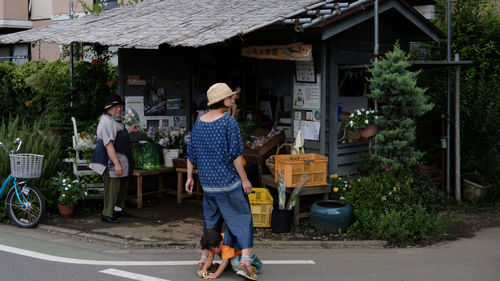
[0, 0, 324, 48]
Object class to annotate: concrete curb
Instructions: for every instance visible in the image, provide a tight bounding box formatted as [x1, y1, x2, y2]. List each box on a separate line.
[39, 224, 387, 249]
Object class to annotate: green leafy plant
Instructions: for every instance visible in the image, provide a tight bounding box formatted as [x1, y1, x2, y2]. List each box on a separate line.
[328, 173, 354, 202]
[368, 43, 433, 172]
[53, 172, 88, 207]
[345, 108, 378, 131]
[0, 118, 63, 220]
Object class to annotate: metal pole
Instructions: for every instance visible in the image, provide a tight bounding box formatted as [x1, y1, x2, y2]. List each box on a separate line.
[454, 53, 461, 201]
[69, 1, 74, 107]
[374, 0, 379, 58]
[446, 0, 451, 194]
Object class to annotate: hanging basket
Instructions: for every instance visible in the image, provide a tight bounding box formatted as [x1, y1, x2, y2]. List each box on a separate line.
[265, 143, 298, 176]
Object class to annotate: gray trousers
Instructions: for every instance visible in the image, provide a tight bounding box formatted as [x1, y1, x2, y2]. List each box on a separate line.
[102, 169, 129, 217]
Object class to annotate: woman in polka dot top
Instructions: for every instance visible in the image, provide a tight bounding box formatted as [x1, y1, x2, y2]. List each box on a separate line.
[185, 83, 258, 280]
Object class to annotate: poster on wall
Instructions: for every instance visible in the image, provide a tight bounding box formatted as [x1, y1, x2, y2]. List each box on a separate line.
[293, 75, 321, 110]
[144, 87, 167, 116]
[125, 96, 147, 129]
[295, 61, 316, 83]
[293, 120, 320, 141]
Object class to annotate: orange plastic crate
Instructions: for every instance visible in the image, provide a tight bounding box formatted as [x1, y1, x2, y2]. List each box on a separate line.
[274, 153, 328, 187]
[248, 188, 273, 228]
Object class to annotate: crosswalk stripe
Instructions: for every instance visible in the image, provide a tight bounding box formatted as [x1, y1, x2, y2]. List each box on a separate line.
[100, 268, 170, 281]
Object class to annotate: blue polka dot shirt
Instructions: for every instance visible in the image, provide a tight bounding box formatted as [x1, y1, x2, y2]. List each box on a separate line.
[187, 114, 243, 195]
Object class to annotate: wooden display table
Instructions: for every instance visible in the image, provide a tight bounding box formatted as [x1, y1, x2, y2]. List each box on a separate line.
[176, 167, 203, 204]
[261, 174, 330, 225]
[129, 167, 175, 208]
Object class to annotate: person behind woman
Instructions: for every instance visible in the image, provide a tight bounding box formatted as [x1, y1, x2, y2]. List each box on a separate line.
[90, 94, 138, 223]
[185, 83, 258, 280]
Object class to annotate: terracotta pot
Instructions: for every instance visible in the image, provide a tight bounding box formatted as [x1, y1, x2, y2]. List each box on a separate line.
[57, 203, 75, 218]
[359, 124, 377, 138]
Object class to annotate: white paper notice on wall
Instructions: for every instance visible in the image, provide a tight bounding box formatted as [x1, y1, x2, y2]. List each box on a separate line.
[293, 75, 321, 110]
[294, 120, 320, 140]
[125, 96, 147, 129]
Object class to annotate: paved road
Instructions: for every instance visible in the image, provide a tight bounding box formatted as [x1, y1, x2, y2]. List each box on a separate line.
[0, 224, 499, 281]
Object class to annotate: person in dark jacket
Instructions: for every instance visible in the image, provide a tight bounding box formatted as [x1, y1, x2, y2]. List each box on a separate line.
[90, 94, 138, 223]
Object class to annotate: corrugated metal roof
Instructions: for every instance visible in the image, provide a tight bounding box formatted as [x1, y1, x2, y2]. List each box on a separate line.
[0, 0, 324, 48]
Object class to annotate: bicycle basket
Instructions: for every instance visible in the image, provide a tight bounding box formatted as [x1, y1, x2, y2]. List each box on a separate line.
[9, 154, 44, 178]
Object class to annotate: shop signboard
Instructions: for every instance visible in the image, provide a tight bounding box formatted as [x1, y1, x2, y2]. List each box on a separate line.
[241, 43, 312, 61]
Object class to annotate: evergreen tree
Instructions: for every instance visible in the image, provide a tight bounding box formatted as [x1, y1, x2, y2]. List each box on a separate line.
[368, 44, 433, 172]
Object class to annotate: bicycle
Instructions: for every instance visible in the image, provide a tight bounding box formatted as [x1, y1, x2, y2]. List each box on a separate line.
[0, 138, 46, 228]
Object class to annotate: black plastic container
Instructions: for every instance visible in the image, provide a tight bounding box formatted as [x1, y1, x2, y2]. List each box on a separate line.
[271, 208, 292, 233]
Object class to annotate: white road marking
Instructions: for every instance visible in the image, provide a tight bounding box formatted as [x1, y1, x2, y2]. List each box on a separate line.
[0, 243, 316, 265]
[100, 268, 170, 281]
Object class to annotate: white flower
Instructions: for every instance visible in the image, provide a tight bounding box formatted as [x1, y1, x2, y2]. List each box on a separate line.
[356, 110, 361, 115]
[349, 120, 354, 126]
[62, 179, 66, 183]
[65, 187, 68, 190]
[62, 194, 66, 197]
[349, 113, 354, 118]
[84, 192, 88, 196]
[340, 196, 345, 201]
[381, 196, 387, 201]
[365, 119, 369, 124]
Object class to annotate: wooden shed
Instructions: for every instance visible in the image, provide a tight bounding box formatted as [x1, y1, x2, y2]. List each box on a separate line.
[0, 0, 442, 176]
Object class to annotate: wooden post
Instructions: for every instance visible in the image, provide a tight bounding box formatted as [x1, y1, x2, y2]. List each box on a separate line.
[454, 54, 461, 201]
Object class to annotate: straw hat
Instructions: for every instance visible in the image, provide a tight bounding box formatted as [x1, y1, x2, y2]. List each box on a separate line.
[206, 83, 235, 106]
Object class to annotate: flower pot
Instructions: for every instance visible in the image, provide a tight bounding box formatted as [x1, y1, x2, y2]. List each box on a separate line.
[463, 179, 490, 201]
[163, 149, 180, 167]
[271, 208, 292, 233]
[310, 200, 352, 233]
[359, 124, 376, 138]
[57, 203, 75, 218]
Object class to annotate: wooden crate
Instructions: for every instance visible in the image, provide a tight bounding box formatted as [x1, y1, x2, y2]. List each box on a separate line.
[274, 153, 328, 187]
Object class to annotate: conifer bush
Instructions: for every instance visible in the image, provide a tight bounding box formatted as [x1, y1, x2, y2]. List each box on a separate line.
[368, 44, 433, 172]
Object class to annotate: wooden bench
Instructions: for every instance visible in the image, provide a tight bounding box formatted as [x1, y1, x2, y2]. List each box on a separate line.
[261, 174, 330, 226]
[176, 167, 203, 204]
[128, 167, 176, 208]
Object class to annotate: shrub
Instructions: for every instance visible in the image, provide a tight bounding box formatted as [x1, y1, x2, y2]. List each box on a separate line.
[349, 203, 453, 246]
[0, 117, 63, 222]
[344, 171, 449, 245]
[368, 44, 433, 172]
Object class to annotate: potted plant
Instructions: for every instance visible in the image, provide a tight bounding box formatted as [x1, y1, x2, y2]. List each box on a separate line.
[148, 126, 187, 167]
[310, 173, 354, 233]
[346, 108, 378, 138]
[54, 173, 88, 218]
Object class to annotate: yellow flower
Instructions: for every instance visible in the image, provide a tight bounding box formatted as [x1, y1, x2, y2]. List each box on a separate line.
[330, 174, 338, 179]
[333, 187, 339, 192]
[338, 177, 342, 180]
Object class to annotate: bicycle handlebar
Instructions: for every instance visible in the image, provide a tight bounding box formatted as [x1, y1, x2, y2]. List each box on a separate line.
[0, 138, 22, 154]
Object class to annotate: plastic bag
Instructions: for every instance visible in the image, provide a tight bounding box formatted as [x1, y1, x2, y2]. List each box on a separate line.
[131, 140, 162, 170]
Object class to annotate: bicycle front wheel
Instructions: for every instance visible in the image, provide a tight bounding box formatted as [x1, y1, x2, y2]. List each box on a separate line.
[5, 185, 46, 228]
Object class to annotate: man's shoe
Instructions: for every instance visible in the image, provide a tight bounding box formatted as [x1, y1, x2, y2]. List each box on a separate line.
[114, 210, 132, 218]
[101, 214, 119, 223]
[236, 263, 258, 280]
